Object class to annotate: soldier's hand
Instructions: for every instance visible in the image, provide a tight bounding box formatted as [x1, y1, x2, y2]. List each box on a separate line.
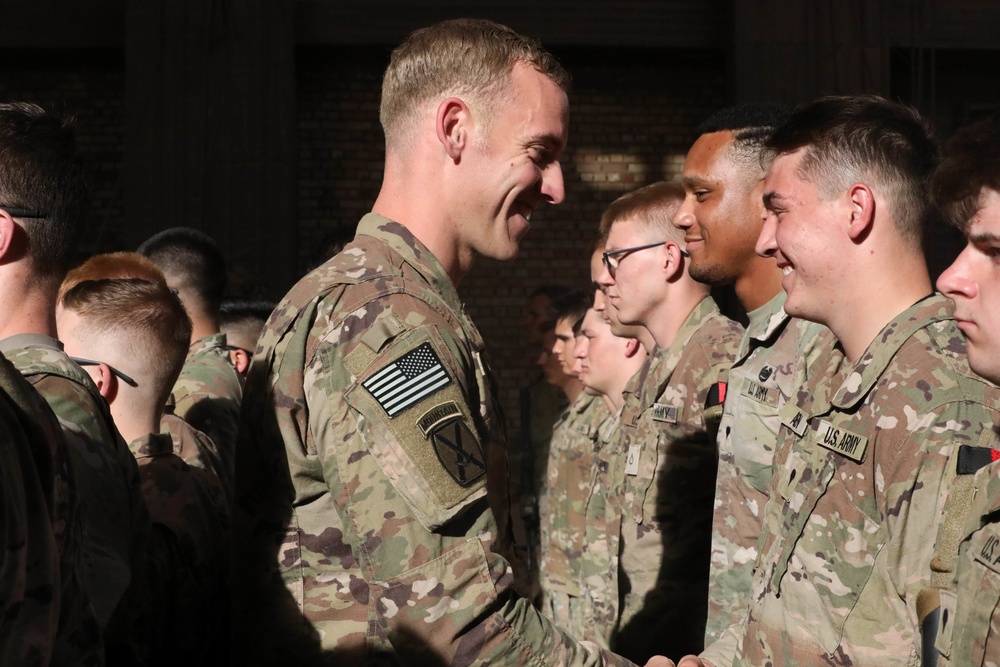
[676, 656, 714, 667]
[644, 657, 675, 667]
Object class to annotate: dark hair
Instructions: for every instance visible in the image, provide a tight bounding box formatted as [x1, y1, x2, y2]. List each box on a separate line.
[0, 102, 90, 281]
[599, 181, 685, 238]
[765, 95, 939, 247]
[551, 288, 592, 335]
[698, 102, 792, 167]
[528, 285, 570, 333]
[219, 298, 274, 351]
[931, 114, 1000, 231]
[137, 227, 227, 313]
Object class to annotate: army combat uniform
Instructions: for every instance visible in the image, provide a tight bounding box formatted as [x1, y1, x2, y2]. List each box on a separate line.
[232, 214, 638, 666]
[169, 332, 243, 485]
[702, 292, 831, 664]
[611, 296, 741, 662]
[710, 295, 1000, 666]
[539, 392, 609, 627]
[129, 432, 230, 665]
[1, 333, 148, 658]
[160, 410, 228, 496]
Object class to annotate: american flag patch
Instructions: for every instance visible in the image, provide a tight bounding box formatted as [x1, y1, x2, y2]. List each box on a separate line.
[363, 342, 452, 417]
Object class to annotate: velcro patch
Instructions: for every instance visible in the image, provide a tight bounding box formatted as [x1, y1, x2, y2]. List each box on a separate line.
[651, 403, 678, 423]
[780, 402, 808, 436]
[741, 376, 778, 407]
[429, 419, 486, 487]
[813, 419, 869, 462]
[973, 526, 1000, 574]
[705, 381, 727, 409]
[362, 342, 451, 417]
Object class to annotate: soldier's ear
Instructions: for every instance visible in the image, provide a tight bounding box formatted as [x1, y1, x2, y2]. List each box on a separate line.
[847, 183, 875, 242]
[436, 97, 471, 161]
[228, 348, 251, 377]
[624, 338, 642, 358]
[0, 209, 16, 262]
[89, 363, 118, 403]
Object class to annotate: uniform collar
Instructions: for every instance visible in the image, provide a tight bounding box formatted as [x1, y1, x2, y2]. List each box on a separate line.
[0, 332, 62, 354]
[644, 295, 720, 405]
[189, 332, 227, 355]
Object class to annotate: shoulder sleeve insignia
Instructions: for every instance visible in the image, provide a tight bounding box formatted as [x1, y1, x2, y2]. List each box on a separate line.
[424, 408, 486, 488]
[362, 341, 452, 417]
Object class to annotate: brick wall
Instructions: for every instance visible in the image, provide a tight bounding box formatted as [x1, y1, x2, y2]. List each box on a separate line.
[296, 46, 728, 434]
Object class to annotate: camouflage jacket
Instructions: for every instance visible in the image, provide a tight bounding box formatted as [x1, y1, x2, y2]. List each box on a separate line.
[232, 214, 638, 666]
[170, 332, 243, 484]
[611, 296, 741, 662]
[539, 393, 608, 617]
[160, 410, 229, 497]
[1, 333, 147, 652]
[0, 353, 101, 666]
[130, 432, 230, 665]
[717, 295, 1000, 666]
[703, 291, 832, 661]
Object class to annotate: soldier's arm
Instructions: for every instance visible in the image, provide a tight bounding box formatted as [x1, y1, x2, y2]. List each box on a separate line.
[308, 304, 638, 667]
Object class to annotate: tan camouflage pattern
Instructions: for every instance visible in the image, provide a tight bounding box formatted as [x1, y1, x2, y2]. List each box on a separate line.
[711, 294, 1000, 666]
[609, 297, 741, 662]
[160, 409, 228, 496]
[703, 291, 833, 663]
[170, 332, 243, 486]
[232, 214, 638, 666]
[1, 334, 148, 658]
[579, 405, 629, 648]
[933, 456, 1000, 667]
[129, 432, 230, 665]
[538, 392, 609, 626]
[0, 353, 102, 666]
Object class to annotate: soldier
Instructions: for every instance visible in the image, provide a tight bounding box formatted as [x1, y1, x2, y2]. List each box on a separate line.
[678, 96, 1000, 667]
[539, 289, 609, 626]
[58, 277, 230, 666]
[595, 182, 742, 661]
[138, 227, 243, 484]
[926, 115, 1000, 666]
[59, 251, 228, 491]
[0, 101, 147, 660]
[219, 298, 275, 377]
[672, 103, 832, 661]
[232, 18, 659, 666]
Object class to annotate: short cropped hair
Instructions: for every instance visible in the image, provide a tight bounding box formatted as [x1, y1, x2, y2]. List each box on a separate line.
[599, 181, 685, 240]
[931, 115, 1000, 231]
[137, 227, 227, 313]
[0, 102, 90, 281]
[59, 252, 166, 303]
[551, 288, 592, 335]
[219, 298, 274, 352]
[697, 102, 792, 172]
[61, 279, 192, 407]
[379, 18, 570, 148]
[765, 95, 939, 247]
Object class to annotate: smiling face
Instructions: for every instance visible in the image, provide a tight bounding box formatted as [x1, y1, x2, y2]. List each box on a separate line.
[674, 131, 766, 286]
[757, 149, 843, 325]
[458, 62, 569, 263]
[937, 188, 1000, 383]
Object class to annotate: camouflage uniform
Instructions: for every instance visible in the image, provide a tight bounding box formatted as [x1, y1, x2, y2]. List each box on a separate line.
[611, 297, 741, 662]
[702, 292, 832, 664]
[129, 432, 230, 665]
[160, 409, 228, 495]
[232, 214, 638, 666]
[538, 392, 609, 627]
[0, 353, 102, 666]
[170, 332, 243, 485]
[0, 333, 148, 658]
[712, 295, 1000, 666]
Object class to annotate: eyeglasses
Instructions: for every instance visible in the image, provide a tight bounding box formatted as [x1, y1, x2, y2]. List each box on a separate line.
[70, 357, 138, 387]
[0, 205, 48, 218]
[602, 241, 689, 276]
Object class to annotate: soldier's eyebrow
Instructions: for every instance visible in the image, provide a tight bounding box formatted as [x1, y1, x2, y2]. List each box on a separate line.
[681, 174, 710, 190]
[763, 191, 784, 210]
[969, 231, 1000, 245]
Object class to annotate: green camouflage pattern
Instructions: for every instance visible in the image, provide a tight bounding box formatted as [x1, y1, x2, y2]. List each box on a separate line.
[160, 410, 229, 497]
[1, 334, 148, 658]
[612, 296, 741, 662]
[232, 214, 638, 666]
[538, 392, 609, 627]
[703, 291, 833, 662]
[170, 332, 243, 485]
[713, 294, 1000, 666]
[129, 432, 230, 665]
[0, 353, 102, 666]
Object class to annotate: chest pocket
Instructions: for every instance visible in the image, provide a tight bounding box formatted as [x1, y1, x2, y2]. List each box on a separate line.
[770, 434, 886, 653]
[945, 523, 1000, 665]
[724, 373, 784, 495]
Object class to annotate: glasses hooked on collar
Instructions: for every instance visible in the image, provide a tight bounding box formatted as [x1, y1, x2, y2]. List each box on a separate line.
[0, 205, 48, 219]
[70, 357, 138, 387]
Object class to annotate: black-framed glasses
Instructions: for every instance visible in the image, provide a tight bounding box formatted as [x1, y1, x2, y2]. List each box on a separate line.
[602, 241, 689, 275]
[70, 357, 138, 387]
[0, 205, 48, 219]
